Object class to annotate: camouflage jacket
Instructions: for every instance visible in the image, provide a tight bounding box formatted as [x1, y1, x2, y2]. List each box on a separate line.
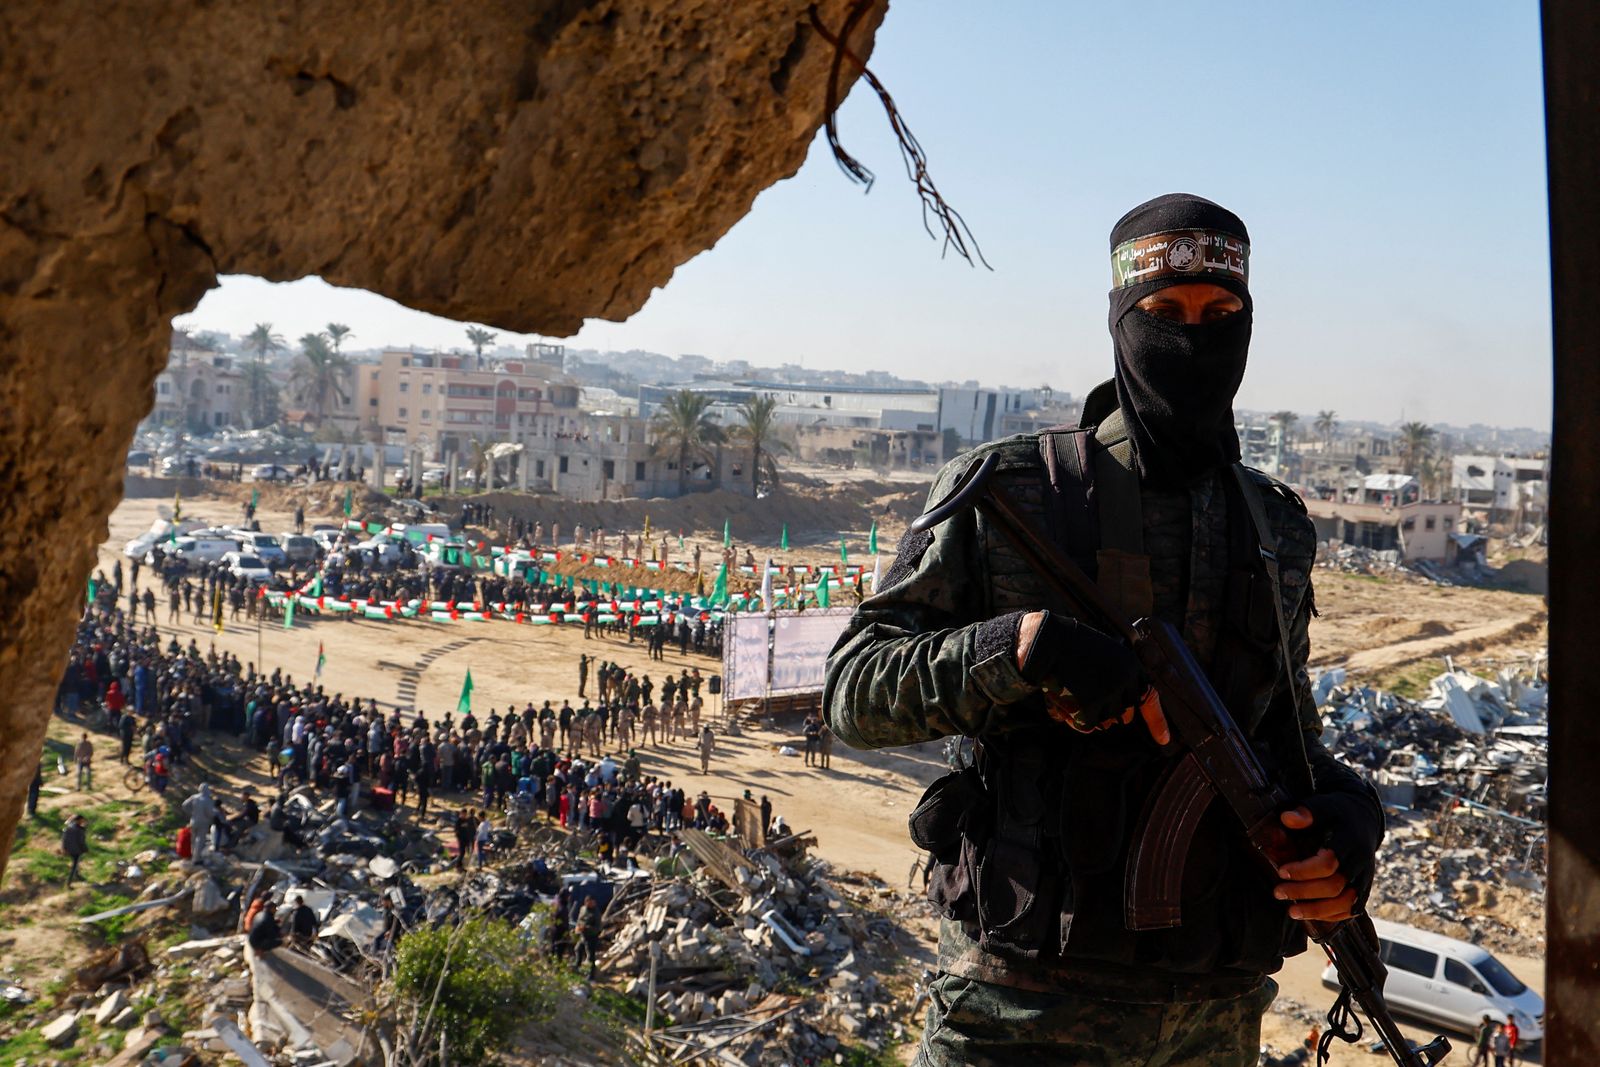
[824, 416, 1381, 992]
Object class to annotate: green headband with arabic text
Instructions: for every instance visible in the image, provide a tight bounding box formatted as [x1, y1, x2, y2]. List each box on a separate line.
[1111, 229, 1250, 290]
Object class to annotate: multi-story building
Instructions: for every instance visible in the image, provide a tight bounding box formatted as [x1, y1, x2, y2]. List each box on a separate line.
[151, 348, 244, 431]
[516, 414, 752, 502]
[1302, 475, 1463, 561]
[355, 349, 581, 460]
[1452, 454, 1550, 524]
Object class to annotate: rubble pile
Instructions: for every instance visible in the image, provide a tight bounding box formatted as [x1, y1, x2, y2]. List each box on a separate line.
[1315, 662, 1548, 955]
[1316, 542, 1438, 583]
[602, 828, 922, 1062]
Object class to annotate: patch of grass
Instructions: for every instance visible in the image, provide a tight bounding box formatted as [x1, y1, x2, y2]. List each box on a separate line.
[77, 890, 135, 941]
[0, 1027, 49, 1064]
[590, 985, 647, 1026]
[840, 1042, 906, 1067]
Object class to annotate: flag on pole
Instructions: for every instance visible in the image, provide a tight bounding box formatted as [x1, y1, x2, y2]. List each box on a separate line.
[723, 519, 731, 548]
[840, 536, 848, 566]
[868, 521, 879, 554]
[457, 668, 475, 713]
[86, 576, 96, 606]
[283, 596, 296, 630]
[315, 642, 326, 678]
[212, 584, 225, 634]
[250, 487, 259, 510]
[780, 524, 789, 552]
[710, 561, 728, 606]
[760, 559, 773, 611]
[342, 487, 354, 517]
[817, 571, 831, 609]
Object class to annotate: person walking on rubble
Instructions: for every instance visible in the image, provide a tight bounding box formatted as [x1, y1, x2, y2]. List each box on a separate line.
[825, 195, 1384, 1067]
[182, 782, 218, 864]
[61, 813, 89, 888]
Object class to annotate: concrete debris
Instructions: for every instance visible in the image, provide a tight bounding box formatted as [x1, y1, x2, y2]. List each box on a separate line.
[40, 1010, 79, 1047]
[1314, 658, 1547, 956]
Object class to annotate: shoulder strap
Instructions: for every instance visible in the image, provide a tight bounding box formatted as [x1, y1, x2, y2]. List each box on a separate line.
[1230, 464, 1314, 793]
[1091, 409, 1143, 556]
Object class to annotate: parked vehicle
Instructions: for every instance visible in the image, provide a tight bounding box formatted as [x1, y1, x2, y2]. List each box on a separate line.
[251, 463, 295, 482]
[124, 518, 205, 559]
[354, 535, 407, 567]
[161, 455, 197, 477]
[222, 552, 273, 582]
[237, 531, 289, 567]
[280, 534, 319, 565]
[1321, 918, 1542, 1044]
[168, 535, 241, 564]
[126, 450, 155, 468]
[389, 522, 453, 545]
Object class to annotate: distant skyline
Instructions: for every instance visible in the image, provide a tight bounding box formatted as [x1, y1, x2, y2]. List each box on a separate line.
[178, 1, 1552, 430]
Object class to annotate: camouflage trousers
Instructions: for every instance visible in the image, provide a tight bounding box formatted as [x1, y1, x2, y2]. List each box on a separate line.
[915, 971, 1277, 1067]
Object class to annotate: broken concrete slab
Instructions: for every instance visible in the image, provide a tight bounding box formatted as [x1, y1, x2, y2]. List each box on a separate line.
[93, 989, 128, 1025]
[40, 1011, 78, 1047]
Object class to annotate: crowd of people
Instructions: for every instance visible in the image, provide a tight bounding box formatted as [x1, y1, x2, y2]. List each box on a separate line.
[47, 567, 784, 889]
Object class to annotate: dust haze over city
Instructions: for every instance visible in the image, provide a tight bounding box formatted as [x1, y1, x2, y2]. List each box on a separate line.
[0, 2, 1559, 1067]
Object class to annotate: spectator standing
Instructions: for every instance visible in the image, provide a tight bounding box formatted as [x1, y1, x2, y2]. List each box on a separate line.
[61, 813, 89, 887]
[74, 732, 94, 790]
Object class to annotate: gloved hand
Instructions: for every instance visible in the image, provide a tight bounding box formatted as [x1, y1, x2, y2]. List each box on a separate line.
[1015, 610, 1160, 738]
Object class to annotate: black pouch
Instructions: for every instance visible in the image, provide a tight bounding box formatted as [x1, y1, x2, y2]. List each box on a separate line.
[909, 767, 988, 922]
[975, 837, 1049, 959]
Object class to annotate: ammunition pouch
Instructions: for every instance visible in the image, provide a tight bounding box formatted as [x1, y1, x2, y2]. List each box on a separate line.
[909, 766, 986, 923]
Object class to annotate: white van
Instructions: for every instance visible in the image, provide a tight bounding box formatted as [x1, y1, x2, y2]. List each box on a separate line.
[388, 522, 453, 546]
[1322, 918, 1542, 1044]
[169, 535, 241, 564]
[124, 518, 205, 559]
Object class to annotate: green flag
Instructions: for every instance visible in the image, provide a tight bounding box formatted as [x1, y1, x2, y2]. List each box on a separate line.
[868, 521, 878, 554]
[781, 524, 789, 551]
[817, 571, 831, 609]
[840, 536, 848, 566]
[250, 488, 259, 510]
[342, 487, 354, 517]
[710, 562, 728, 606]
[723, 519, 731, 548]
[283, 596, 295, 629]
[311, 574, 323, 598]
[457, 668, 475, 713]
[86, 576, 96, 605]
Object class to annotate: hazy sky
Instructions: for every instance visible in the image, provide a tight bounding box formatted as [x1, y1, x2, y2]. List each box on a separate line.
[179, 1, 1552, 430]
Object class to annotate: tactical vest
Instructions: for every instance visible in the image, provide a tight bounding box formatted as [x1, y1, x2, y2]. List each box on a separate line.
[909, 398, 1314, 978]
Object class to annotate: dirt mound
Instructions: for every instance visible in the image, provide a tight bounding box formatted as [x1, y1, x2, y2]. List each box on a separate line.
[472, 479, 928, 550]
[1363, 616, 1453, 643]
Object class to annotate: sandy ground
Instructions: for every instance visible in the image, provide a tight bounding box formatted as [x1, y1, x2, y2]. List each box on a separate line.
[69, 491, 1548, 1062]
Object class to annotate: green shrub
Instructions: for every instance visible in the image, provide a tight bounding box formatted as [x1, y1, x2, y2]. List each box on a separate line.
[390, 915, 565, 1065]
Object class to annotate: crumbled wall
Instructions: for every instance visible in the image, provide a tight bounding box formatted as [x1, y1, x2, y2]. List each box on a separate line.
[0, 0, 885, 877]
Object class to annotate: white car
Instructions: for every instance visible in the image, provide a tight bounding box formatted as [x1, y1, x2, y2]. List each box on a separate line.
[222, 552, 273, 582]
[1322, 917, 1542, 1044]
[251, 463, 296, 482]
[355, 535, 406, 566]
[280, 534, 319, 566]
[237, 531, 289, 567]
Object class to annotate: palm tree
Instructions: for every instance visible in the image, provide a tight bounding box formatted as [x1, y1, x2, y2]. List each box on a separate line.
[290, 332, 352, 425]
[1397, 421, 1436, 477]
[650, 390, 725, 495]
[326, 323, 353, 356]
[244, 323, 285, 428]
[731, 394, 787, 495]
[465, 326, 497, 369]
[1314, 410, 1337, 450]
[240, 361, 281, 427]
[1270, 410, 1299, 443]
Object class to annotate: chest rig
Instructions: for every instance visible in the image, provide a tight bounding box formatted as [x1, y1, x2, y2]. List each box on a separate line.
[911, 398, 1313, 974]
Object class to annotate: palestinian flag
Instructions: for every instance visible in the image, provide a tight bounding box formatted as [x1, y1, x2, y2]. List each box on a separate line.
[315, 642, 325, 678]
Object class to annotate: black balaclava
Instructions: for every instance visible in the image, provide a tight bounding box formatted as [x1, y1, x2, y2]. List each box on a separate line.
[1107, 193, 1252, 487]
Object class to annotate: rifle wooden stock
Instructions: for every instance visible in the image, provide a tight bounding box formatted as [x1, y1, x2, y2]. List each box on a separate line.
[914, 451, 1451, 1067]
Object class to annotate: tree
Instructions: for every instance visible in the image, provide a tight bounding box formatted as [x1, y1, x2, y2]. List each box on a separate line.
[1397, 421, 1436, 477]
[240, 361, 282, 427]
[326, 322, 353, 356]
[389, 915, 565, 1066]
[1270, 410, 1299, 443]
[650, 390, 725, 495]
[290, 331, 351, 425]
[1314, 409, 1337, 450]
[244, 323, 286, 428]
[465, 326, 497, 369]
[731, 394, 788, 495]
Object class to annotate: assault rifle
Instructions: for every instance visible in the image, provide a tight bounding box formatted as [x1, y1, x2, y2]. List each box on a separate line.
[910, 452, 1450, 1067]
